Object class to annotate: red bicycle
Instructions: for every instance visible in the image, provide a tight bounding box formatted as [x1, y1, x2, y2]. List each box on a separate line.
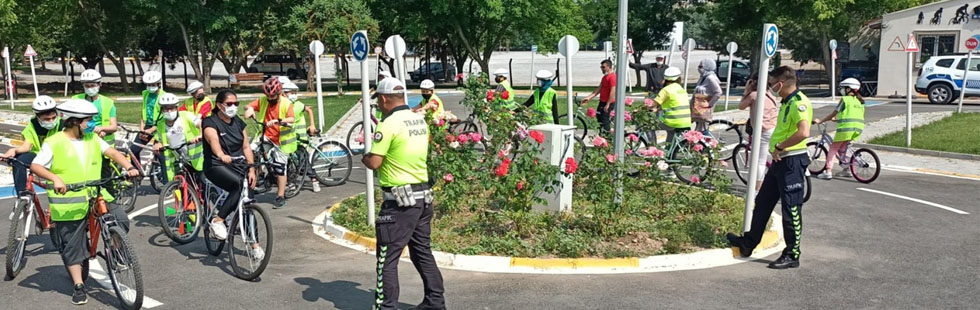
[4, 158, 52, 279]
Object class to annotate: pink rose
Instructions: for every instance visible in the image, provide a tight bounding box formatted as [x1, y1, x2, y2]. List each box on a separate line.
[645, 161, 652, 168]
[435, 118, 446, 127]
[605, 154, 618, 163]
[625, 149, 633, 155]
[458, 134, 470, 144]
[644, 98, 654, 108]
[646, 147, 665, 157]
[517, 181, 525, 190]
[529, 130, 545, 144]
[683, 130, 704, 144]
[709, 138, 719, 148]
[624, 111, 633, 121]
[592, 136, 609, 148]
[625, 97, 634, 106]
[443, 173, 455, 182]
[690, 175, 701, 184]
[564, 157, 578, 174]
[469, 132, 483, 143]
[498, 149, 509, 159]
[694, 144, 704, 152]
[628, 133, 638, 142]
[586, 107, 597, 118]
[720, 160, 729, 167]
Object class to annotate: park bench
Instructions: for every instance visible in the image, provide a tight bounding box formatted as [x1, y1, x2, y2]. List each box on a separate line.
[229, 72, 265, 89]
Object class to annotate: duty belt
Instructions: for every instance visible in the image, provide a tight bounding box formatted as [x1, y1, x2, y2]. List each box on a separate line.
[381, 183, 431, 193]
[382, 190, 431, 201]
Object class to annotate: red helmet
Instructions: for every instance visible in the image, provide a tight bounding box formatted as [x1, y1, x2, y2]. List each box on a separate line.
[263, 78, 282, 96]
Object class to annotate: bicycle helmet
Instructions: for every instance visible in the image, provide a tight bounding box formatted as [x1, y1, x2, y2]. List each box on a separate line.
[158, 93, 180, 106]
[493, 68, 509, 77]
[664, 67, 682, 81]
[263, 77, 282, 96]
[57, 99, 99, 120]
[535, 70, 554, 80]
[283, 82, 299, 91]
[186, 81, 204, 94]
[840, 78, 861, 90]
[32, 95, 57, 113]
[142, 71, 162, 84]
[420, 79, 435, 90]
[379, 70, 392, 79]
[79, 69, 102, 82]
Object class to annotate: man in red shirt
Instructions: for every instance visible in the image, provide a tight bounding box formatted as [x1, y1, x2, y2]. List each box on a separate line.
[181, 81, 213, 121]
[243, 78, 295, 208]
[582, 59, 617, 131]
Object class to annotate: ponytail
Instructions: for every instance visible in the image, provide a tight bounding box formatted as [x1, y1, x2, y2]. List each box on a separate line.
[851, 89, 865, 104]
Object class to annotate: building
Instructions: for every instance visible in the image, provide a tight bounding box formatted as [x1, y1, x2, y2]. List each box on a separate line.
[876, 0, 979, 96]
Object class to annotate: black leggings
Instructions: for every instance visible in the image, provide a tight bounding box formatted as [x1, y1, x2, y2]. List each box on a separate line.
[205, 166, 249, 219]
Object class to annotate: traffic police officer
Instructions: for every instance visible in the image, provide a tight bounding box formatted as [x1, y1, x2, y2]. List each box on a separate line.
[362, 77, 445, 310]
[727, 66, 812, 269]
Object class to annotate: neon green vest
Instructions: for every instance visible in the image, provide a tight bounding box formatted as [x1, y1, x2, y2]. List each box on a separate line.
[140, 89, 164, 128]
[46, 132, 103, 221]
[257, 96, 297, 154]
[500, 80, 517, 110]
[72, 94, 116, 142]
[22, 119, 60, 153]
[659, 83, 692, 128]
[834, 96, 865, 142]
[182, 96, 212, 118]
[292, 100, 308, 140]
[531, 88, 557, 122]
[426, 94, 445, 118]
[156, 111, 204, 181]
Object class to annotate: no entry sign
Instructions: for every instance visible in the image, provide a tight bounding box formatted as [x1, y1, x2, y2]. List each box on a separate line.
[967, 37, 979, 50]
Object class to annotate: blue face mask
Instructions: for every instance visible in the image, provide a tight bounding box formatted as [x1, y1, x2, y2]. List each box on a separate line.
[539, 79, 553, 91]
[84, 119, 96, 134]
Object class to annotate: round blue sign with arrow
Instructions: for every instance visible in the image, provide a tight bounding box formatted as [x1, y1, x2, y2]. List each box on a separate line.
[764, 24, 779, 58]
[350, 31, 369, 62]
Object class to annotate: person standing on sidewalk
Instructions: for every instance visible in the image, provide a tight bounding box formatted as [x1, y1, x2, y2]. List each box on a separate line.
[737, 73, 779, 191]
[181, 81, 213, 120]
[581, 59, 617, 132]
[693, 59, 723, 134]
[72, 69, 118, 143]
[363, 77, 445, 310]
[727, 66, 812, 269]
[629, 54, 667, 95]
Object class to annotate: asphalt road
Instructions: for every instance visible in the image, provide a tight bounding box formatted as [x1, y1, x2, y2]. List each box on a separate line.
[0, 97, 977, 309]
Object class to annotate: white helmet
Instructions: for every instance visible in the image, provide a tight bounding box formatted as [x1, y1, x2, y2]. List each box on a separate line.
[493, 68, 509, 77]
[186, 81, 204, 94]
[379, 70, 392, 78]
[158, 93, 180, 106]
[32, 96, 57, 113]
[80, 69, 102, 83]
[142, 71, 162, 84]
[57, 99, 99, 120]
[420, 79, 435, 90]
[535, 70, 554, 80]
[664, 67, 682, 81]
[283, 82, 299, 91]
[840, 78, 861, 90]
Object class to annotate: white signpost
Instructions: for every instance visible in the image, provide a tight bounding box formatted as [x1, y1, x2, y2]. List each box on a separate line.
[604, 41, 612, 60]
[682, 38, 695, 90]
[723, 42, 738, 110]
[3, 46, 12, 109]
[351, 31, 375, 227]
[309, 40, 326, 131]
[64, 51, 71, 96]
[558, 35, 579, 127]
[24, 45, 39, 97]
[385, 35, 408, 98]
[625, 39, 633, 93]
[743, 23, 779, 233]
[530, 44, 538, 88]
[905, 34, 919, 147]
[829, 39, 838, 102]
[958, 35, 980, 113]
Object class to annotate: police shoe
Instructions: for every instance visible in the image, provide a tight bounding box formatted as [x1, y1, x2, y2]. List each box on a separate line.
[767, 255, 800, 269]
[726, 233, 753, 258]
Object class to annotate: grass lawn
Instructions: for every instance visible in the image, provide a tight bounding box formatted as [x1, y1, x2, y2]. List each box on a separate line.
[867, 112, 980, 155]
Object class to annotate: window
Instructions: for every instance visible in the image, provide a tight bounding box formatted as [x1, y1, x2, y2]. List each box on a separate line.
[936, 59, 955, 68]
[917, 34, 957, 64]
[955, 58, 980, 71]
[735, 62, 749, 69]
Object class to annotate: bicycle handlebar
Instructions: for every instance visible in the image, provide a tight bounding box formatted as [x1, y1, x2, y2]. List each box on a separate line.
[58, 174, 132, 192]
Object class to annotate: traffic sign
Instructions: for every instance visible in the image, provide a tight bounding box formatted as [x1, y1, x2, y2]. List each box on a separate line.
[967, 37, 979, 50]
[531, 45, 538, 53]
[384, 35, 407, 58]
[764, 24, 779, 57]
[1, 46, 7, 59]
[558, 35, 579, 57]
[603, 41, 612, 53]
[684, 38, 695, 51]
[350, 31, 369, 62]
[887, 36, 904, 51]
[726, 42, 738, 54]
[374, 46, 382, 55]
[905, 34, 919, 52]
[309, 40, 324, 56]
[23, 45, 37, 57]
[682, 51, 688, 60]
[626, 39, 634, 54]
[829, 39, 838, 51]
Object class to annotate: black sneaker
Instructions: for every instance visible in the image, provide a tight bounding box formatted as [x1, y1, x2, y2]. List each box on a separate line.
[767, 255, 800, 269]
[726, 233, 753, 258]
[72, 283, 88, 305]
[273, 196, 287, 209]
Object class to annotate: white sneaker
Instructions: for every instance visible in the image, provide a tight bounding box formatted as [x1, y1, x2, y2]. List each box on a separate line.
[210, 219, 228, 240]
[251, 247, 265, 261]
[311, 181, 321, 193]
[835, 169, 852, 178]
[816, 171, 833, 180]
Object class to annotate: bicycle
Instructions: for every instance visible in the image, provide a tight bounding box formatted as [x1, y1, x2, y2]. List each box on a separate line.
[704, 119, 743, 161]
[58, 175, 145, 309]
[4, 158, 52, 279]
[284, 131, 353, 198]
[624, 125, 714, 184]
[806, 123, 881, 183]
[730, 127, 812, 203]
[202, 156, 273, 281]
[157, 142, 206, 244]
[117, 125, 165, 195]
[346, 101, 380, 155]
[249, 120, 296, 195]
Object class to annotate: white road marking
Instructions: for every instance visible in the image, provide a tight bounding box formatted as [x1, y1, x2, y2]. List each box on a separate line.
[127, 199, 173, 219]
[87, 258, 163, 308]
[856, 187, 969, 215]
[883, 165, 980, 182]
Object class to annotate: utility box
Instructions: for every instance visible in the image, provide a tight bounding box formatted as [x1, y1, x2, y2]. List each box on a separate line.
[527, 124, 575, 212]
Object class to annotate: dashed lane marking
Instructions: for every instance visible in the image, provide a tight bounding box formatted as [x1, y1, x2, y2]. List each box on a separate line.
[856, 187, 969, 215]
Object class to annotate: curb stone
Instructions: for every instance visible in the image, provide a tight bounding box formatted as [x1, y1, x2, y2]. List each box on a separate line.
[311, 196, 786, 274]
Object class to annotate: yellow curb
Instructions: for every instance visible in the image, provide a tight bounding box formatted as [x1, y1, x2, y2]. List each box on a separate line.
[328, 201, 342, 213]
[510, 257, 640, 269]
[914, 168, 980, 180]
[343, 231, 377, 249]
[731, 229, 780, 257]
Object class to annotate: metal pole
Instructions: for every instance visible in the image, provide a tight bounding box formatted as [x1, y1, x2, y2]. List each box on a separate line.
[565, 47, 573, 127]
[360, 52, 376, 228]
[530, 51, 535, 88]
[906, 52, 913, 147]
[68, 51, 74, 95]
[724, 56, 734, 109]
[4, 47, 13, 109]
[613, 0, 628, 201]
[831, 49, 837, 102]
[65, 51, 71, 97]
[683, 40, 692, 90]
[667, 39, 675, 67]
[958, 51, 971, 113]
[29, 56, 38, 96]
[315, 53, 325, 132]
[743, 24, 774, 233]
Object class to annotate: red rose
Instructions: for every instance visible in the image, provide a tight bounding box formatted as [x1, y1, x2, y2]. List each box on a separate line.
[501, 90, 510, 100]
[486, 90, 495, 102]
[495, 163, 510, 177]
[529, 130, 545, 144]
[517, 181, 525, 190]
[564, 157, 578, 174]
[446, 134, 457, 143]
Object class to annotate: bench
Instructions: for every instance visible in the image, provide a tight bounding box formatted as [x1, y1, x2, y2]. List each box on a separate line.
[229, 73, 265, 89]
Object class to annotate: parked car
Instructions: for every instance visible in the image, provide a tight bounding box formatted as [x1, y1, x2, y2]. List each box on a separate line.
[716, 59, 751, 86]
[248, 53, 307, 80]
[409, 62, 456, 82]
[914, 54, 980, 104]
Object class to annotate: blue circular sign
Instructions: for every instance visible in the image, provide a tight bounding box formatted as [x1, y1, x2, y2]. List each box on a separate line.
[350, 31, 369, 62]
[764, 25, 779, 58]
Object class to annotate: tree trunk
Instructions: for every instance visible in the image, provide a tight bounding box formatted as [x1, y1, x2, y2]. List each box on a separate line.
[105, 52, 129, 92]
[632, 52, 644, 88]
[820, 34, 834, 88]
[334, 54, 343, 95]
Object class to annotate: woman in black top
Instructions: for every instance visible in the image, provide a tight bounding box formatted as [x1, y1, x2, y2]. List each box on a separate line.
[202, 90, 257, 242]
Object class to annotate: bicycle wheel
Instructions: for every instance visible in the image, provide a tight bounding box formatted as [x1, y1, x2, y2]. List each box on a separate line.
[707, 120, 742, 160]
[572, 136, 587, 164]
[670, 140, 714, 184]
[103, 226, 144, 310]
[850, 148, 881, 184]
[803, 174, 812, 203]
[113, 150, 139, 212]
[449, 120, 478, 136]
[556, 114, 589, 141]
[148, 163, 164, 194]
[312, 140, 353, 186]
[732, 144, 750, 185]
[228, 205, 273, 281]
[203, 185, 225, 256]
[806, 142, 828, 175]
[253, 163, 273, 195]
[346, 122, 374, 154]
[157, 178, 203, 244]
[5, 200, 30, 279]
[284, 155, 303, 199]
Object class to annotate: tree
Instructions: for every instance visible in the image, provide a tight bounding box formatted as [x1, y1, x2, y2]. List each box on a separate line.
[74, 0, 160, 92]
[285, 0, 379, 92]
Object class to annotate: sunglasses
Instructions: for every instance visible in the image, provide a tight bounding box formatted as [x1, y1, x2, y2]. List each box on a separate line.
[223, 101, 240, 106]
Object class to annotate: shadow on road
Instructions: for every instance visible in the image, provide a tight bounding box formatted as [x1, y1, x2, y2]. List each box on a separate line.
[144, 229, 236, 277]
[17, 265, 123, 308]
[294, 277, 412, 309]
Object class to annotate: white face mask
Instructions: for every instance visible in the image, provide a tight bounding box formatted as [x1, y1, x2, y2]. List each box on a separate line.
[84, 87, 100, 97]
[164, 111, 178, 121]
[147, 86, 159, 93]
[223, 104, 238, 117]
[39, 120, 57, 130]
[839, 88, 849, 96]
[288, 94, 298, 101]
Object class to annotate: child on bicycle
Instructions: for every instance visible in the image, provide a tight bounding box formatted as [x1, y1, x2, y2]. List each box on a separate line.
[813, 78, 865, 180]
[738, 73, 779, 190]
[151, 93, 205, 184]
[283, 81, 321, 193]
[646, 66, 691, 144]
[30, 99, 139, 305]
[244, 78, 295, 208]
[1, 96, 60, 200]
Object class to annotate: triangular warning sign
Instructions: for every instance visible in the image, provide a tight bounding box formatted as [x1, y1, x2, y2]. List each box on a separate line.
[905, 34, 920, 52]
[23, 45, 37, 57]
[888, 36, 905, 52]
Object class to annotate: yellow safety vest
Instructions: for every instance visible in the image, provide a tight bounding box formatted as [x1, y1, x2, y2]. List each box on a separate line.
[257, 96, 297, 154]
[140, 89, 164, 129]
[292, 100, 308, 140]
[658, 83, 692, 128]
[45, 132, 103, 221]
[156, 111, 204, 181]
[182, 96, 213, 118]
[22, 118, 60, 153]
[531, 88, 557, 122]
[834, 96, 865, 142]
[500, 80, 517, 110]
[72, 94, 116, 142]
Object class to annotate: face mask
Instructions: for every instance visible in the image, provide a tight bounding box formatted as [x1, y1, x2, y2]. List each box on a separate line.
[768, 82, 782, 96]
[839, 89, 849, 96]
[194, 93, 206, 100]
[164, 111, 178, 121]
[147, 86, 159, 93]
[223, 105, 238, 118]
[657, 60, 664, 65]
[421, 94, 432, 102]
[539, 80, 553, 90]
[698, 68, 705, 74]
[39, 120, 57, 130]
[84, 119, 96, 134]
[288, 94, 298, 101]
[84, 87, 99, 97]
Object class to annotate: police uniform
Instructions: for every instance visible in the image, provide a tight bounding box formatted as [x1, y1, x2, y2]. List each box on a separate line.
[742, 90, 812, 260]
[371, 104, 445, 310]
